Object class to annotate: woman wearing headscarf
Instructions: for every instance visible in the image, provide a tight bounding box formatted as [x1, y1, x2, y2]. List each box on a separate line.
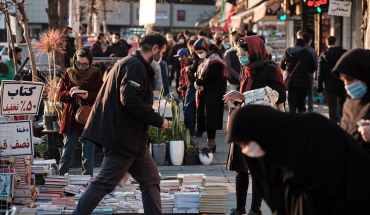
[332, 48, 370, 155]
[280, 39, 316, 113]
[227, 105, 370, 215]
[57, 47, 103, 177]
[224, 35, 286, 215]
[193, 36, 229, 152]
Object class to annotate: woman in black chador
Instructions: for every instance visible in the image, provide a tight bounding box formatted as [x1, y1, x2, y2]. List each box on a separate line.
[227, 105, 370, 215]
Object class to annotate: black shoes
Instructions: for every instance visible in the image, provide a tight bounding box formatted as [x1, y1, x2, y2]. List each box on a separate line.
[229, 208, 246, 215]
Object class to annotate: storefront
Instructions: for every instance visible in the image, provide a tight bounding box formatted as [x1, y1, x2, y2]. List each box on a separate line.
[258, 20, 286, 63]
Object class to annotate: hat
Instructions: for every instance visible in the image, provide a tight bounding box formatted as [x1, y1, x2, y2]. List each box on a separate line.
[192, 36, 208, 51]
[174, 48, 188, 57]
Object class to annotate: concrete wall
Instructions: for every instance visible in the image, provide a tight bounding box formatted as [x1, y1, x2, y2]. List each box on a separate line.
[172, 4, 214, 28]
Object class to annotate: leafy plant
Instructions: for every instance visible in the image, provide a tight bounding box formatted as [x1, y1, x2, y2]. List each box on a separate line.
[200, 146, 211, 158]
[186, 145, 199, 156]
[34, 135, 48, 157]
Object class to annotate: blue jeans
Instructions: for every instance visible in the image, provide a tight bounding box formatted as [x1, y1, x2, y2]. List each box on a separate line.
[59, 129, 95, 176]
[183, 88, 196, 135]
[160, 61, 170, 96]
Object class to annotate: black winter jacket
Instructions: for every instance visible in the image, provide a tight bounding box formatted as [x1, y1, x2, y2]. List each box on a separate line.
[82, 50, 164, 159]
[90, 41, 105, 57]
[280, 47, 316, 88]
[181, 52, 200, 90]
[104, 42, 128, 58]
[317, 46, 347, 92]
[64, 37, 76, 67]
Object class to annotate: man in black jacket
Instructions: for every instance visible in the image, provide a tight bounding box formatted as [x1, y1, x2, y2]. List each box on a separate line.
[74, 32, 168, 215]
[90, 33, 106, 57]
[104, 33, 128, 57]
[317, 36, 347, 122]
[64, 27, 75, 68]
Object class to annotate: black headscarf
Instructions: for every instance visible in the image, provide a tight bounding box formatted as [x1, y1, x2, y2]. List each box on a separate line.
[332, 49, 370, 153]
[227, 105, 370, 215]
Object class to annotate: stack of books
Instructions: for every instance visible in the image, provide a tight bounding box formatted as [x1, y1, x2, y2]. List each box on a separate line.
[173, 208, 200, 213]
[68, 175, 90, 185]
[14, 207, 37, 215]
[38, 186, 64, 196]
[31, 166, 47, 174]
[199, 185, 229, 214]
[36, 205, 63, 214]
[174, 191, 200, 209]
[16, 157, 27, 185]
[177, 173, 206, 187]
[44, 176, 68, 187]
[160, 180, 180, 194]
[64, 185, 81, 195]
[160, 193, 174, 213]
[13, 185, 36, 203]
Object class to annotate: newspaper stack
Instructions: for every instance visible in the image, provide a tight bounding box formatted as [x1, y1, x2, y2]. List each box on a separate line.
[243, 86, 279, 107]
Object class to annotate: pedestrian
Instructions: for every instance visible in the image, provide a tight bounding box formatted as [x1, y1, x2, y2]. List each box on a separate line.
[317, 36, 347, 122]
[227, 105, 370, 215]
[224, 35, 286, 215]
[74, 32, 169, 215]
[223, 35, 230, 48]
[65, 27, 76, 68]
[57, 47, 103, 177]
[0, 47, 22, 84]
[280, 38, 316, 113]
[183, 29, 191, 41]
[301, 32, 318, 112]
[193, 36, 229, 153]
[120, 37, 133, 52]
[296, 30, 303, 39]
[169, 33, 187, 95]
[213, 32, 228, 54]
[104, 32, 128, 58]
[90, 33, 106, 57]
[332, 48, 370, 155]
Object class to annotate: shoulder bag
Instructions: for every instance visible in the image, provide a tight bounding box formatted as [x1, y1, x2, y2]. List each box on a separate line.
[284, 60, 301, 91]
[75, 97, 91, 125]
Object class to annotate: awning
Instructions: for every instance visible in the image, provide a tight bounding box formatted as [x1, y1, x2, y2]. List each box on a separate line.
[195, 11, 221, 27]
[230, 0, 283, 27]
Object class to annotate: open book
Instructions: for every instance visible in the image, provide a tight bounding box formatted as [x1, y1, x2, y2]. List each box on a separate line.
[223, 90, 244, 102]
[71, 90, 88, 97]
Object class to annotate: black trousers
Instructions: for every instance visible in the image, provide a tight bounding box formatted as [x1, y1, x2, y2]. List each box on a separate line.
[72, 147, 161, 215]
[326, 88, 347, 122]
[288, 87, 308, 113]
[236, 172, 262, 213]
[169, 64, 181, 88]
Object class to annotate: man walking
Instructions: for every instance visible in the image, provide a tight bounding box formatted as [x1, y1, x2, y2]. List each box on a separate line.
[0, 47, 22, 84]
[65, 27, 76, 68]
[90, 33, 106, 57]
[104, 32, 128, 57]
[74, 32, 169, 215]
[301, 32, 318, 112]
[317, 36, 347, 122]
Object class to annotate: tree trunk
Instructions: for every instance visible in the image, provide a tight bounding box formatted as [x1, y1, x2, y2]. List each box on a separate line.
[362, 0, 370, 49]
[59, 0, 69, 71]
[46, 0, 59, 30]
[102, 0, 107, 34]
[87, 0, 95, 35]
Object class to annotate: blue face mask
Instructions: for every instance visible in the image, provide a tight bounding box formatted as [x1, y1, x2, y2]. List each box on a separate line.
[239, 56, 250, 66]
[345, 80, 367, 99]
[225, 42, 230, 47]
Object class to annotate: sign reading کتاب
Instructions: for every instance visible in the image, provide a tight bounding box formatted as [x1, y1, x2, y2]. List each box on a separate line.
[328, 1, 351, 17]
[0, 81, 44, 116]
[0, 120, 34, 157]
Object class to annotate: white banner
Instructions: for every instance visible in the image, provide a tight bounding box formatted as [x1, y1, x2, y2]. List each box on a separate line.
[328, 1, 351, 17]
[0, 120, 34, 157]
[0, 81, 44, 116]
[139, 0, 156, 26]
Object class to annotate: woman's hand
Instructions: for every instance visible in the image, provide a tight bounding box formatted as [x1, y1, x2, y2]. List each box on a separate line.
[79, 92, 88, 99]
[223, 97, 235, 104]
[69, 86, 79, 96]
[177, 87, 183, 92]
[358, 120, 370, 142]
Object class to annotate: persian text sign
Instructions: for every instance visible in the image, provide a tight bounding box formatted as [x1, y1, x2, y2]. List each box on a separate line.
[0, 81, 44, 116]
[0, 120, 34, 157]
[328, 1, 351, 17]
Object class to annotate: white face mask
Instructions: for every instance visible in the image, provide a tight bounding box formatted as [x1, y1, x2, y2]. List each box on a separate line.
[198, 52, 207, 59]
[167, 37, 173, 42]
[179, 39, 185, 44]
[112, 38, 119, 44]
[68, 33, 73, 38]
[185, 36, 190, 40]
[241, 141, 265, 158]
[150, 49, 161, 68]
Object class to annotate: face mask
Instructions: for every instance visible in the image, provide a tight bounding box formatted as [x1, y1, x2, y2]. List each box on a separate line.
[346, 80, 368, 99]
[185, 36, 189, 40]
[167, 37, 173, 41]
[239, 56, 250, 66]
[198, 52, 207, 59]
[68, 33, 73, 38]
[225, 42, 230, 47]
[112, 38, 119, 44]
[241, 141, 265, 158]
[179, 59, 184, 63]
[179, 39, 185, 44]
[75, 62, 90, 71]
[150, 50, 161, 68]
[216, 39, 222, 45]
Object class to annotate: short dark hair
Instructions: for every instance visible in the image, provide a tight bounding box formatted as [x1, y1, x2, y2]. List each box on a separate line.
[138, 32, 168, 52]
[114, 33, 120, 38]
[207, 33, 213, 39]
[258, 35, 265, 43]
[301, 33, 311, 45]
[75, 47, 93, 64]
[67, 27, 72, 31]
[326, 36, 336, 45]
[8, 47, 22, 59]
[184, 30, 190, 35]
[295, 38, 306, 47]
[97, 33, 105, 40]
[237, 39, 248, 52]
[188, 38, 197, 47]
[233, 32, 245, 44]
[197, 30, 205, 36]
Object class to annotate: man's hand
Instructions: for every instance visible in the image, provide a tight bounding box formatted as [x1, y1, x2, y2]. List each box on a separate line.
[358, 120, 370, 142]
[160, 118, 169, 131]
[169, 65, 173, 71]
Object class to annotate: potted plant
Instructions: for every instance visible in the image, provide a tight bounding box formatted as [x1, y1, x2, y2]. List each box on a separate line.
[199, 146, 213, 165]
[185, 143, 199, 166]
[33, 136, 47, 158]
[168, 93, 185, 166]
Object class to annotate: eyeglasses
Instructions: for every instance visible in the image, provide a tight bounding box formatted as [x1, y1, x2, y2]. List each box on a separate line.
[236, 53, 249, 57]
[75, 61, 89, 67]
